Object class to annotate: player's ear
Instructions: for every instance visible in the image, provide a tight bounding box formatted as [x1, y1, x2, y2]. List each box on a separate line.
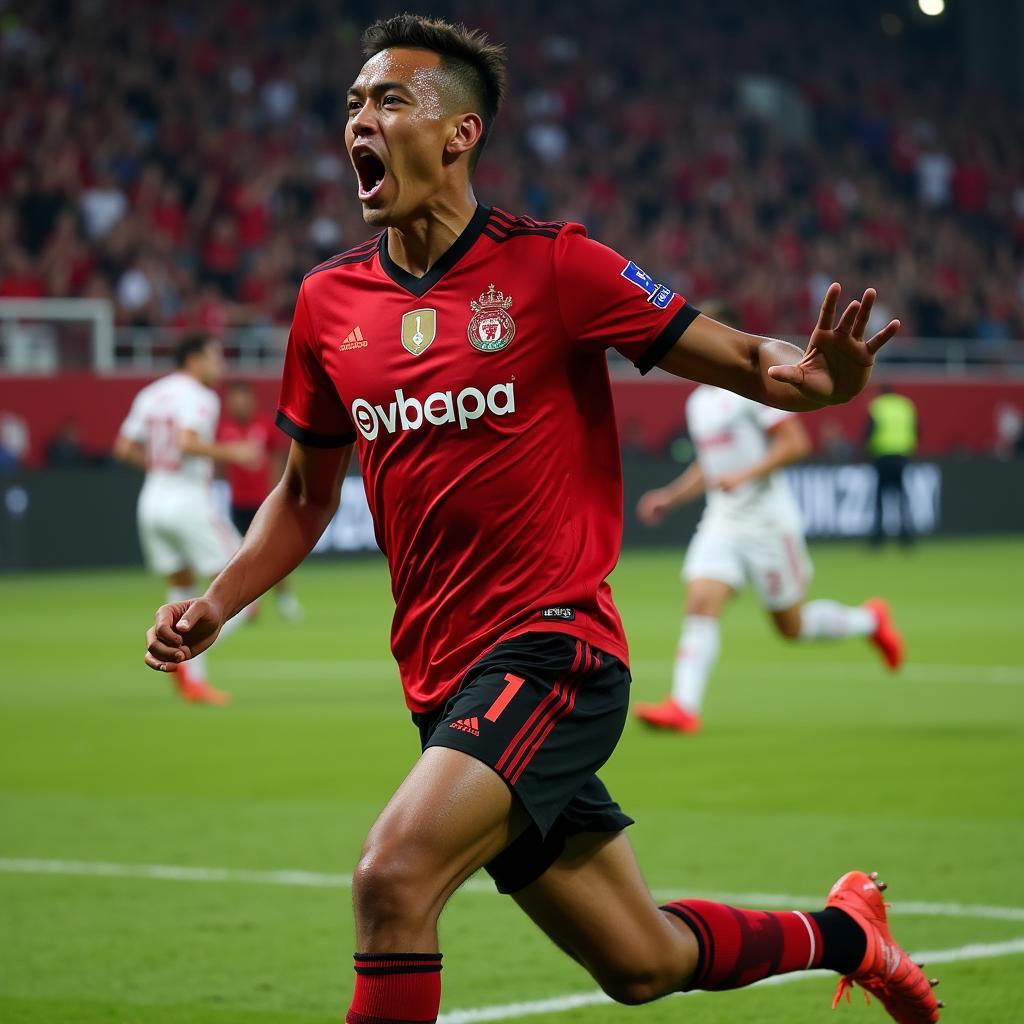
[445, 112, 484, 162]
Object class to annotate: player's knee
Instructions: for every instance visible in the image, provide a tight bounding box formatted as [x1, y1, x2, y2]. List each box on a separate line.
[352, 844, 435, 930]
[596, 965, 672, 1006]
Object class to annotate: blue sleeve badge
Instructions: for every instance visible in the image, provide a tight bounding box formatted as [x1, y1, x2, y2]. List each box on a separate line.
[621, 261, 675, 309]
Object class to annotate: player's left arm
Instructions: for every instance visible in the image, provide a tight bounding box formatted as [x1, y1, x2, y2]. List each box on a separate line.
[715, 418, 812, 492]
[657, 284, 900, 412]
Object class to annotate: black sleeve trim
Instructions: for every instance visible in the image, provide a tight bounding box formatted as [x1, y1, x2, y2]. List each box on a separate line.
[275, 410, 356, 448]
[635, 304, 702, 376]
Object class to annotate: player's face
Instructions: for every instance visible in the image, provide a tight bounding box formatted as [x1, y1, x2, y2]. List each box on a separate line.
[227, 387, 255, 421]
[345, 48, 461, 226]
[196, 342, 225, 388]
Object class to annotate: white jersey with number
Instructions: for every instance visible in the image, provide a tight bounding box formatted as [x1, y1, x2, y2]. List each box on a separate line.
[686, 385, 803, 531]
[119, 372, 220, 486]
[118, 372, 239, 576]
[682, 386, 812, 609]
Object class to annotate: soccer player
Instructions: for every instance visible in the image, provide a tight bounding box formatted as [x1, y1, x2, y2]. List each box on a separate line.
[219, 380, 303, 621]
[116, 333, 258, 705]
[142, 17, 941, 1022]
[634, 302, 904, 735]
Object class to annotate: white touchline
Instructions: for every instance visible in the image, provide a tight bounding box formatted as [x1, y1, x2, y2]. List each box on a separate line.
[436, 938, 1024, 1024]
[2, 858, 1024, 923]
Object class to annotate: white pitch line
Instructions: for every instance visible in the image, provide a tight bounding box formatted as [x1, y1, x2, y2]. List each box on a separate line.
[2, 858, 1024, 923]
[437, 937, 1024, 1024]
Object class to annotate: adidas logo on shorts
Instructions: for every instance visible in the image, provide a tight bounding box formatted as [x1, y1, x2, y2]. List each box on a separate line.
[450, 717, 480, 737]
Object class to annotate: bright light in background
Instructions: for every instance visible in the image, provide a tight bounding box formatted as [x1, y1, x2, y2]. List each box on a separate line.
[918, 0, 946, 15]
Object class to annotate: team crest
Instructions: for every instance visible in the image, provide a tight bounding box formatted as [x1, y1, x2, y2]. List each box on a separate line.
[401, 308, 437, 356]
[467, 284, 516, 353]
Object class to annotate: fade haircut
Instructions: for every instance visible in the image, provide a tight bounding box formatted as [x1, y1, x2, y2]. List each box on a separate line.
[361, 14, 507, 169]
[174, 332, 214, 367]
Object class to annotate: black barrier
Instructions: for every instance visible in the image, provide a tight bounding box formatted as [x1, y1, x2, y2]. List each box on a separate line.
[1, 458, 1022, 571]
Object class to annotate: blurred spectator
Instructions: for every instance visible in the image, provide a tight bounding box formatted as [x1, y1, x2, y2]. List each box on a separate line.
[45, 420, 89, 467]
[0, 0, 1020, 341]
[866, 386, 918, 546]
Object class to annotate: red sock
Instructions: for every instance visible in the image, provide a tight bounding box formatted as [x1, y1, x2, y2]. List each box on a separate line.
[346, 953, 442, 1024]
[661, 900, 822, 990]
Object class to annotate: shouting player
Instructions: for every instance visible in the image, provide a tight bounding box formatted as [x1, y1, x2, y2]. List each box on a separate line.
[634, 301, 904, 735]
[142, 17, 941, 1023]
[116, 333, 257, 705]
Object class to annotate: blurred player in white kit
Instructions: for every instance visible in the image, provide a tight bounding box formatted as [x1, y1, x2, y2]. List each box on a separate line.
[114, 333, 258, 705]
[635, 304, 903, 735]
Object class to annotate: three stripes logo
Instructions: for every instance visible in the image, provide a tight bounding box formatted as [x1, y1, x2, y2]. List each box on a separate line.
[450, 716, 481, 737]
[495, 641, 598, 787]
[339, 326, 367, 351]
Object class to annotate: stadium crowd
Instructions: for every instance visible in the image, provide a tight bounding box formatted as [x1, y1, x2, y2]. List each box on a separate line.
[1, 0, 1022, 342]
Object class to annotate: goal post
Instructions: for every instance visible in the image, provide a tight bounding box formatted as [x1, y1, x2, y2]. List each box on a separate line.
[0, 298, 115, 373]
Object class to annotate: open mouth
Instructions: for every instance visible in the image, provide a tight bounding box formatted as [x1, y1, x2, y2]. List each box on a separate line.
[353, 148, 388, 201]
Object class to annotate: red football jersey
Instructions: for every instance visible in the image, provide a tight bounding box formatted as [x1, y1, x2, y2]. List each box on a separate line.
[277, 206, 698, 713]
[218, 414, 278, 508]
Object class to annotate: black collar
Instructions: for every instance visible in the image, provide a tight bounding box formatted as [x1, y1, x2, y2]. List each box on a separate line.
[377, 204, 491, 297]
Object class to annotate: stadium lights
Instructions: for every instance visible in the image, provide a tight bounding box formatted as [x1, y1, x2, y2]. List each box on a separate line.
[918, 0, 945, 15]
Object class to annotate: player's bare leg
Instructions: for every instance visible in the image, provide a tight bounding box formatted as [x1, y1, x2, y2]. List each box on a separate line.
[773, 599, 905, 669]
[346, 746, 531, 1021]
[634, 578, 733, 733]
[514, 832, 941, 1019]
[514, 831, 699, 1001]
[352, 747, 531, 951]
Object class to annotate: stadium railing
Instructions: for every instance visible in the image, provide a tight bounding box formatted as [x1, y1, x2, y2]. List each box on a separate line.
[2, 300, 1023, 377]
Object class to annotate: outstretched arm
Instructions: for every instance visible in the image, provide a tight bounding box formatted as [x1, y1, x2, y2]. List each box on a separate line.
[657, 285, 900, 411]
[145, 439, 352, 671]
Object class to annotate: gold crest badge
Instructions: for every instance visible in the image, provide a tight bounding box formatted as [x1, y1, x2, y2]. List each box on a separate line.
[401, 308, 437, 356]
[467, 284, 515, 353]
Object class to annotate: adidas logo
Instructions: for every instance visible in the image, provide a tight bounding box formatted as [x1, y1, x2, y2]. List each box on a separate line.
[450, 716, 480, 737]
[339, 326, 367, 351]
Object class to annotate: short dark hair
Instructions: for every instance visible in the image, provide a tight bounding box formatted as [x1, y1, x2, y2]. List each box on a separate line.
[174, 332, 214, 368]
[361, 14, 506, 169]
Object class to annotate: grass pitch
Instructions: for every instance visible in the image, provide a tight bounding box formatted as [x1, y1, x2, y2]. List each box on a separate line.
[1, 540, 1022, 1023]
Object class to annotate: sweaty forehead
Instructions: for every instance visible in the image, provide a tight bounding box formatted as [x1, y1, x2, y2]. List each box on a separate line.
[353, 47, 446, 93]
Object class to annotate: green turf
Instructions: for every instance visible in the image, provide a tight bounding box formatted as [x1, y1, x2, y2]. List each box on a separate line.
[1, 539, 1022, 1023]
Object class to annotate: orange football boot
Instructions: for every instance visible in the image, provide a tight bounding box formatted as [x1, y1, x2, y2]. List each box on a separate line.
[633, 697, 701, 734]
[864, 598, 904, 670]
[174, 665, 231, 706]
[827, 870, 942, 1023]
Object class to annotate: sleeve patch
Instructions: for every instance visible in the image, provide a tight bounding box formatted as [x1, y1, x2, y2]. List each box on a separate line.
[621, 261, 675, 308]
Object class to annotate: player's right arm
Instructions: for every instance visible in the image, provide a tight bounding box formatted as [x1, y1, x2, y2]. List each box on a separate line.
[145, 439, 352, 671]
[636, 461, 706, 526]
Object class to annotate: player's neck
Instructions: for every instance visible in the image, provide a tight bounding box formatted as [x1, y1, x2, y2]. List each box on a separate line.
[385, 189, 479, 279]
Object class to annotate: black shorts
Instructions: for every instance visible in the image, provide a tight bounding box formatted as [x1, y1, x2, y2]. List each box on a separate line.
[413, 631, 633, 894]
[231, 506, 259, 535]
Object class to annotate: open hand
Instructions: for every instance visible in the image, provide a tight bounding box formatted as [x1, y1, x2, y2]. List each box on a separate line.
[767, 284, 900, 405]
[145, 597, 226, 672]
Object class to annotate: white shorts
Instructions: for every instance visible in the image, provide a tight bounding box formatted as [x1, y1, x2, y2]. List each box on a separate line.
[682, 522, 813, 611]
[137, 481, 241, 578]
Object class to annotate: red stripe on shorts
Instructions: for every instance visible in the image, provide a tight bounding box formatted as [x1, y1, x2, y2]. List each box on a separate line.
[506, 645, 593, 786]
[495, 640, 584, 777]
